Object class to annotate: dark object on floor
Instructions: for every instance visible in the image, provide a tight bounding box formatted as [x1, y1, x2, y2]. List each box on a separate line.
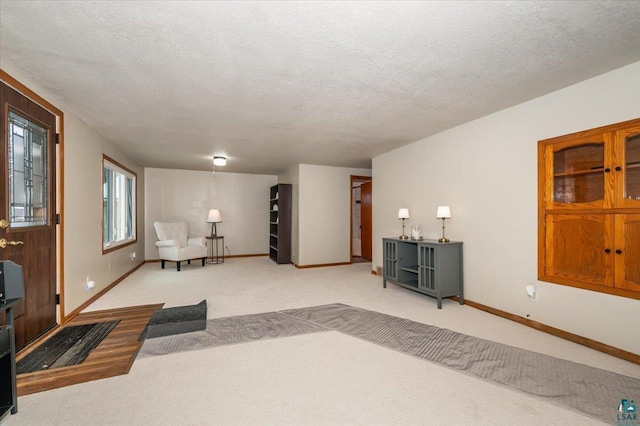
[141, 300, 207, 339]
[17, 320, 119, 374]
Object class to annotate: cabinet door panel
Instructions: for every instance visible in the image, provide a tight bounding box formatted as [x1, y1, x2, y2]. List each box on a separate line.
[418, 245, 436, 292]
[383, 240, 398, 280]
[615, 214, 640, 291]
[544, 214, 613, 286]
[614, 127, 640, 208]
[543, 135, 613, 210]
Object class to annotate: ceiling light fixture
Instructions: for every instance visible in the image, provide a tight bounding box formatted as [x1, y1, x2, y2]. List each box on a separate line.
[213, 156, 227, 167]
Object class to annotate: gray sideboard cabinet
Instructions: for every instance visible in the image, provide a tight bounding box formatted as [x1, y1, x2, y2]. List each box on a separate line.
[382, 238, 464, 309]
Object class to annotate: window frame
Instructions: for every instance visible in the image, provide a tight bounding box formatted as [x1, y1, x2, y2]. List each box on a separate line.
[102, 155, 137, 253]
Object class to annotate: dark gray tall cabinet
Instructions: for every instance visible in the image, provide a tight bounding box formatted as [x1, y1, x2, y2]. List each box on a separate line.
[383, 238, 464, 309]
[269, 184, 292, 264]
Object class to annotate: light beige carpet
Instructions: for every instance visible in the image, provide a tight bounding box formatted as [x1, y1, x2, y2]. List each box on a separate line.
[6, 258, 639, 425]
[139, 303, 640, 424]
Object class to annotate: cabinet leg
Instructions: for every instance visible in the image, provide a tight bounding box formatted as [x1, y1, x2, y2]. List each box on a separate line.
[437, 298, 442, 309]
[383, 279, 387, 288]
[177, 261, 181, 272]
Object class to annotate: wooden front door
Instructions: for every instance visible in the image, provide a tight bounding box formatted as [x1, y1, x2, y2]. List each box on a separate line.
[1, 82, 58, 351]
[361, 181, 372, 261]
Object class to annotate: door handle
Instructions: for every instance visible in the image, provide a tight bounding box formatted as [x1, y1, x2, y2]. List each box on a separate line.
[0, 219, 8, 229]
[0, 238, 24, 249]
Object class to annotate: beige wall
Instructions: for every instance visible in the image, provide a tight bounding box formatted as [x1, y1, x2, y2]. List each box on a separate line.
[64, 115, 145, 314]
[296, 164, 371, 266]
[144, 168, 277, 260]
[373, 61, 640, 354]
[0, 64, 145, 316]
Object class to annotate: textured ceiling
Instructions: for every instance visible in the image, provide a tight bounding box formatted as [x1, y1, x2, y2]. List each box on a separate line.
[2, 1, 640, 175]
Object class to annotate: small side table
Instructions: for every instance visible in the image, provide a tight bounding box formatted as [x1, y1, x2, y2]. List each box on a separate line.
[206, 236, 224, 264]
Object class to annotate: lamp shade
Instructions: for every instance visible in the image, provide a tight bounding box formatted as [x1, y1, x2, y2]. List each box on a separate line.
[436, 206, 451, 219]
[207, 209, 222, 223]
[398, 208, 410, 219]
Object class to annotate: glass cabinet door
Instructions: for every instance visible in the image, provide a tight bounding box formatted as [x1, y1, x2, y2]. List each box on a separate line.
[549, 136, 609, 208]
[383, 240, 398, 280]
[616, 128, 640, 207]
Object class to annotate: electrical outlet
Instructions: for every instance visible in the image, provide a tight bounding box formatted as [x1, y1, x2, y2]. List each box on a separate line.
[85, 276, 95, 290]
[131, 252, 136, 261]
[526, 284, 538, 301]
[377, 266, 383, 275]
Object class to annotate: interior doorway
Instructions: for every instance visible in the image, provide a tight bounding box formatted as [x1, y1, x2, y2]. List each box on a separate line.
[350, 175, 372, 263]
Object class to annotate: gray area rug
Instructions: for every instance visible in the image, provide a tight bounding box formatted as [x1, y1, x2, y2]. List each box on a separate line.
[138, 311, 327, 357]
[138, 303, 640, 423]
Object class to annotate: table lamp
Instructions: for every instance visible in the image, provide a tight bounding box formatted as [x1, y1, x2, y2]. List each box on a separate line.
[436, 206, 451, 243]
[207, 209, 222, 237]
[398, 208, 410, 240]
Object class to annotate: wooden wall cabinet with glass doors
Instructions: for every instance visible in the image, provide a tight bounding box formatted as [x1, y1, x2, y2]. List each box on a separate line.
[538, 118, 640, 298]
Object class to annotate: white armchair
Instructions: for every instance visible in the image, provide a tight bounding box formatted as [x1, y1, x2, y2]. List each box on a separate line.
[153, 221, 207, 271]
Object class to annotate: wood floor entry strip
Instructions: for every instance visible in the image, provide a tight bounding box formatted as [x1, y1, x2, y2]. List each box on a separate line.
[16, 303, 163, 396]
